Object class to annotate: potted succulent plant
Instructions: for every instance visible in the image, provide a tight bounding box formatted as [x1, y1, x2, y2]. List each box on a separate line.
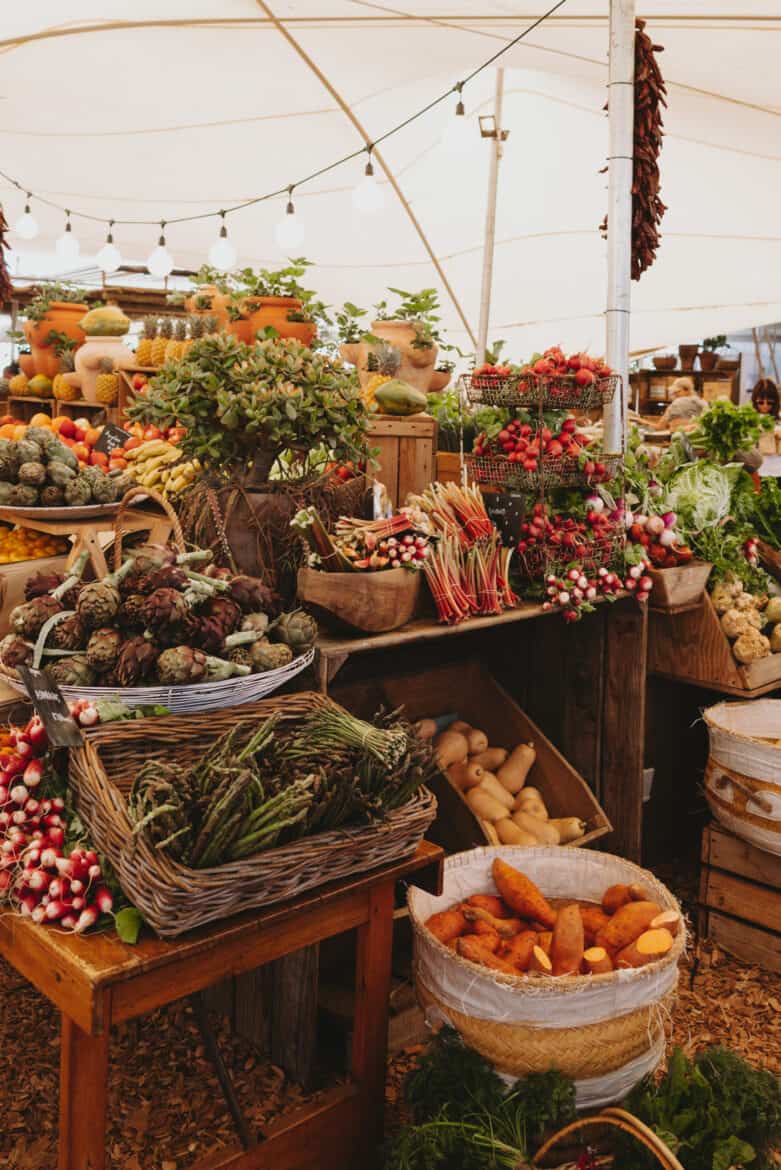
[181, 266, 232, 328]
[23, 283, 88, 379]
[369, 287, 442, 390]
[225, 259, 330, 347]
[700, 335, 726, 372]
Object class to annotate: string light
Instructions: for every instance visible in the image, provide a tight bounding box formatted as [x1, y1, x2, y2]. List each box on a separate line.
[274, 187, 305, 250]
[55, 212, 80, 261]
[352, 147, 385, 216]
[146, 222, 175, 278]
[208, 212, 237, 268]
[14, 195, 38, 241]
[441, 84, 474, 155]
[96, 221, 122, 273]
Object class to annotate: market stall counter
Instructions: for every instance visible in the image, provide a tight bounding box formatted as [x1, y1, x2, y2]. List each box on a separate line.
[0, 840, 443, 1170]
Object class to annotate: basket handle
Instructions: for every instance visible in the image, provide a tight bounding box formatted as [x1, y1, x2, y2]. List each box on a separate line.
[113, 485, 186, 570]
[533, 1107, 685, 1170]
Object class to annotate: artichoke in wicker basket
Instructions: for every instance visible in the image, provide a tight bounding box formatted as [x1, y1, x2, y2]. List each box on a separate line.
[9, 595, 62, 639]
[85, 627, 123, 673]
[64, 475, 93, 507]
[143, 588, 190, 641]
[251, 641, 293, 673]
[136, 565, 189, 595]
[76, 559, 136, 630]
[0, 634, 33, 669]
[115, 636, 159, 687]
[203, 596, 242, 636]
[24, 570, 65, 602]
[156, 645, 207, 685]
[226, 574, 275, 614]
[118, 593, 147, 632]
[48, 656, 96, 687]
[228, 645, 254, 668]
[271, 609, 317, 653]
[241, 612, 270, 636]
[48, 612, 88, 652]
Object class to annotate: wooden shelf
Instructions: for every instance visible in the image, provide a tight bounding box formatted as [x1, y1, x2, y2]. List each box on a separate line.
[630, 360, 741, 413]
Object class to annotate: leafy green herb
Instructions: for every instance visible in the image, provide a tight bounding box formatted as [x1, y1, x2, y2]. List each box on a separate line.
[689, 400, 774, 463]
[114, 906, 145, 945]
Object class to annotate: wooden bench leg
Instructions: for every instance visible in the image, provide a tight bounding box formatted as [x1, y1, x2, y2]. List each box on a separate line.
[351, 881, 395, 1159]
[59, 1015, 109, 1170]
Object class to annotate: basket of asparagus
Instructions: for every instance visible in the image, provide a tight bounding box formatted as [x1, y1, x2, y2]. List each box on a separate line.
[0, 495, 317, 712]
[68, 693, 438, 936]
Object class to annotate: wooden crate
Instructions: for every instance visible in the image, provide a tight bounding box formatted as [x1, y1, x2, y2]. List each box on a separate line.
[333, 659, 611, 854]
[647, 561, 711, 612]
[700, 822, 781, 972]
[435, 451, 462, 484]
[649, 592, 781, 696]
[368, 414, 437, 508]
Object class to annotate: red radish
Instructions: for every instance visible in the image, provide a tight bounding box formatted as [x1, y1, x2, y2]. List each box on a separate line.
[31, 905, 46, 924]
[78, 707, 99, 728]
[9, 785, 28, 805]
[645, 515, 664, 537]
[61, 914, 78, 930]
[45, 899, 68, 921]
[40, 848, 60, 870]
[23, 760, 43, 789]
[71, 896, 85, 912]
[74, 906, 98, 934]
[94, 886, 113, 914]
[46, 827, 65, 848]
[23, 717, 47, 752]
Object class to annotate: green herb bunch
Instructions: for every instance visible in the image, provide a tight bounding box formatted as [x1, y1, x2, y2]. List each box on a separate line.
[25, 282, 88, 322]
[127, 332, 369, 479]
[690, 400, 774, 463]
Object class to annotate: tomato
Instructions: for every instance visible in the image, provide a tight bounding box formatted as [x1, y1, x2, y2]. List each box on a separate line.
[123, 437, 142, 452]
[57, 417, 76, 438]
[143, 426, 162, 441]
[108, 456, 128, 471]
[89, 451, 109, 468]
[167, 427, 186, 444]
[132, 374, 147, 391]
[73, 443, 90, 462]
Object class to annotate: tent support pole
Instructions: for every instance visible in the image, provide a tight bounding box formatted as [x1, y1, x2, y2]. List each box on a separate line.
[603, 0, 635, 455]
[254, 0, 476, 348]
[476, 68, 506, 366]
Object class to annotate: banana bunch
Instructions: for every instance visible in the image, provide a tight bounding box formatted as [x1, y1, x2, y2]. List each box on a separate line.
[124, 439, 200, 497]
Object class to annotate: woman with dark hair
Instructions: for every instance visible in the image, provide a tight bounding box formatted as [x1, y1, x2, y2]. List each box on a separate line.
[751, 378, 780, 418]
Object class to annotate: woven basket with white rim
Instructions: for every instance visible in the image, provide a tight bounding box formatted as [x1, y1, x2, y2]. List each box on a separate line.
[703, 698, 781, 856]
[408, 846, 685, 1110]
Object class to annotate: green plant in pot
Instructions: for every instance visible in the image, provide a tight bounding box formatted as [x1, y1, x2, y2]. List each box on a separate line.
[362, 287, 446, 392]
[23, 283, 89, 380]
[126, 332, 370, 484]
[700, 334, 726, 371]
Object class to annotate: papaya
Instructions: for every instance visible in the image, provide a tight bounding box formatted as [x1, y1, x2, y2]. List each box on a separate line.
[79, 306, 130, 336]
[373, 378, 427, 416]
[28, 375, 53, 398]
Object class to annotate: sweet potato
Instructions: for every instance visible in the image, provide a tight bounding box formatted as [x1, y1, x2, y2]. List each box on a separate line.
[650, 910, 681, 938]
[502, 929, 537, 972]
[616, 927, 674, 969]
[492, 858, 557, 928]
[465, 728, 489, 756]
[478, 773, 514, 810]
[511, 808, 561, 845]
[414, 718, 438, 741]
[595, 901, 662, 952]
[601, 884, 633, 915]
[548, 817, 586, 844]
[495, 818, 539, 846]
[425, 907, 468, 944]
[463, 905, 522, 939]
[458, 935, 518, 975]
[497, 743, 536, 793]
[467, 894, 512, 919]
[471, 747, 509, 771]
[579, 905, 610, 944]
[434, 730, 469, 769]
[582, 946, 613, 974]
[550, 903, 584, 975]
[529, 944, 553, 974]
[537, 931, 553, 954]
[448, 760, 485, 790]
[468, 922, 502, 951]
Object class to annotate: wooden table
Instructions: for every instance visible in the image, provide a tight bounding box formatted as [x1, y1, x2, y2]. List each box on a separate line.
[0, 841, 443, 1170]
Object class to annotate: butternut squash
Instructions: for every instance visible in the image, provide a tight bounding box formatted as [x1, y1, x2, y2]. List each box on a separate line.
[496, 742, 536, 794]
[495, 818, 538, 846]
[434, 730, 469, 769]
[477, 772, 514, 810]
[447, 759, 485, 790]
[471, 747, 508, 771]
[511, 808, 560, 845]
[465, 787, 508, 822]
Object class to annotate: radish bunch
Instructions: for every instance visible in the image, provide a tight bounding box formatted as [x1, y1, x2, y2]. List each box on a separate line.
[521, 346, 614, 389]
[14, 845, 113, 933]
[517, 500, 619, 561]
[625, 509, 694, 569]
[473, 418, 610, 480]
[542, 559, 653, 622]
[352, 532, 429, 570]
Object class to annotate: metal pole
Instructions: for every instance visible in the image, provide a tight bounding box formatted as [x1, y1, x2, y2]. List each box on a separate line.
[477, 68, 506, 365]
[603, 0, 636, 454]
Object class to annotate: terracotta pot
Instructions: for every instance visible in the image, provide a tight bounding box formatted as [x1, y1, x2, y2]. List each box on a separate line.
[73, 335, 135, 404]
[24, 301, 88, 380]
[652, 356, 676, 371]
[225, 314, 258, 345]
[429, 369, 452, 392]
[282, 319, 317, 348]
[339, 342, 361, 368]
[17, 354, 35, 378]
[370, 320, 438, 390]
[678, 344, 698, 369]
[184, 285, 230, 328]
[699, 350, 718, 371]
[716, 356, 739, 372]
[247, 296, 315, 345]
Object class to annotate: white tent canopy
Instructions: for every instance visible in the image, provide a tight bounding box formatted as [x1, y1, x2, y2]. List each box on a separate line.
[1, 2, 779, 358]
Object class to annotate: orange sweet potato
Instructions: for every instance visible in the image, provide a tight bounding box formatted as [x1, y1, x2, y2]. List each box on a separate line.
[616, 927, 674, 969]
[651, 910, 681, 938]
[537, 931, 553, 955]
[425, 907, 468, 944]
[582, 946, 613, 974]
[601, 884, 633, 915]
[501, 929, 538, 972]
[458, 935, 518, 975]
[468, 922, 502, 951]
[492, 858, 556, 928]
[463, 905, 522, 939]
[467, 894, 513, 919]
[529, 944, 553, 974]
[550, 904, 584, 976]
[579, 905, 610, 944]
[595, 901, 662, 952]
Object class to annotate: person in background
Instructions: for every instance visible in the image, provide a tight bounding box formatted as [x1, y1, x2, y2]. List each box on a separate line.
[653, 376, 709, 430]
[2, 362, 19, 380]
[751, 378, 780, 419]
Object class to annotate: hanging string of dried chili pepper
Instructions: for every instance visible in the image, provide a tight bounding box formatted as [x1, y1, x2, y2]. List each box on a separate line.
[0, 205, 13, 303]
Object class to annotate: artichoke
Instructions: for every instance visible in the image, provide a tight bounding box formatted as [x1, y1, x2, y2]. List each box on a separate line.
[240, 612, 270, 635]
[226, 574, 275, 614]
[0, 442, 19, 483]
[204, 655, 250, 681]
[18, 461, 46, 487]
[251, 641, 293, 672]
[203, 596, 241, 636]
[0, 634, 33, 668]
[271, 609, 317, 653]
[24, 570, 65, 601]
[76, 560, 135, 629]
[64, 475, 93, 507]
[110, 471, 134, 498]
[16, 439, 42, 464]
[90, 475, 119, 505]
[144, 587, 190, 636]
[48, 656, 96, 687]
[86, 627, 122, 672]
[116, 635, 159, 686]
[8, 484, 39, 507]
[191, 614, 228, 655]
[118, 593, 147, 631]
[48, 612, 88, 652]
[0, 484, 13, 506]
[228, 645, 253, 668]
[9, 595, 62, 638]
[156, 645, 207, 686]
[137, 565, 189, 595]
[25, 427, 54, 448]
[40, 485, 66, 507]
[46, 459, 77, 487]
[45, 442, 78, 471]
[128, 544, 176, 575]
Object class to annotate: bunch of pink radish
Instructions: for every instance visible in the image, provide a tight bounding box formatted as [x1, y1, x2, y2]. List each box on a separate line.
[542, 559, 653, 622]
[67, 698, 101, 728]
[14, 846, 113, 933]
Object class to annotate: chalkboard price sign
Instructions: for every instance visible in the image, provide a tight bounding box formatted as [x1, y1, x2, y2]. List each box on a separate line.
[16, 666, 84, 747]
[485, 492, 526, 545]
[94, 422, 132, 456]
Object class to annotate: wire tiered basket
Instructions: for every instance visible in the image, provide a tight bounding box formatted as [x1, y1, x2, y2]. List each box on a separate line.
[463, 370, 620, 412]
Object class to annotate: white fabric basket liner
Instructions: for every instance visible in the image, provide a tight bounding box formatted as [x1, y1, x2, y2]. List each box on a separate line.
[704, 795, 781, 856]
[408, 846, 683, 1029]
[705, 700, 781, 785]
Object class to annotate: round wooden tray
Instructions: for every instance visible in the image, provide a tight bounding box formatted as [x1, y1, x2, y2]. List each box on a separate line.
[0, 502, 127, 522]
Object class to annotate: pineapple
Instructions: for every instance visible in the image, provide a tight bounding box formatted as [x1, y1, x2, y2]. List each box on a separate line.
[165, 318, 187, 362]
[363, 343, 401, 409]
[8, 372, 28, 396]
[136, 316, 158, 366]
[95, 357, 119, 405]
[53, 349, 78, 401]
[151, 317, 172, 366]
[185, 315, 204, 355]
[203, 314, 218, 337]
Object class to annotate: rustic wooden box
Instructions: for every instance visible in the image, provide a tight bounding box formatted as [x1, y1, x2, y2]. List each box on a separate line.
[700, 822, 781, 973]
[368, 414, 437, 508]
[435, 451, 462, 485]
[334, 659, 611, 854]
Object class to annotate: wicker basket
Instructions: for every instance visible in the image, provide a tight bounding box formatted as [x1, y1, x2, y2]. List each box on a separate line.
[461, 372, 619, 412]
[69, 692, 437, 937]
[703, 699, 781, 856]
[468, 452, 622, 492]
[534, 1107, 684, 1170]
[409, 847, 684, 1108]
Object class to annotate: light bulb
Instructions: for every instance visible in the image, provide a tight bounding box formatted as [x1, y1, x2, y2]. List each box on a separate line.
[56, 221, 80, 261]
[147, 241, 174, 278]
[15, 202, 38, 240]
[208, 221, 237, 268]
[97, 240, 122, 273]
[441, 97, 474, 155]
[352, 160, 385, 215]
[274, 207, 305, 250]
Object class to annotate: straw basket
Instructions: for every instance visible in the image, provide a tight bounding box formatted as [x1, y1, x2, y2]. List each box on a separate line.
[703, 699, 781, 856]
[534, 1107, 684, 1170]
[69, 692, 437, 937]
[408, 847, 684, 1109]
